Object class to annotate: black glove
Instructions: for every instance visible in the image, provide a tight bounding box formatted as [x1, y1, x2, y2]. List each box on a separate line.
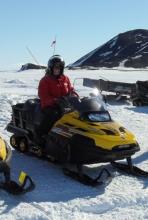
[56, 96, 71, 114]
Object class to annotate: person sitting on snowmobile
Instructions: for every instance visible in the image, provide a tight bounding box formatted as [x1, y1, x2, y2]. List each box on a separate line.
[37, 55, 77, 140]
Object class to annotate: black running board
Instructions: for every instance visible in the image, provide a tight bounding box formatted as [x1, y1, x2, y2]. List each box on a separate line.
[111, 157, 148, 177]
[63, 167, 112, 187]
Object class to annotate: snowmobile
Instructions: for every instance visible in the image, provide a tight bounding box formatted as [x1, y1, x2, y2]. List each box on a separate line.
[6, 85, 148, 186]
[0, 135, 35, 194]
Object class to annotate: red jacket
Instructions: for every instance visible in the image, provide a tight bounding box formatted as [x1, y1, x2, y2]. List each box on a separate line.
[38, 74, 75, 109]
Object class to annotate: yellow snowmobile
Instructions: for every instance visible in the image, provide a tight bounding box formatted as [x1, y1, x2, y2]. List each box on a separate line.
[6, 85, 148, 186]
[0, 135, 35, 194]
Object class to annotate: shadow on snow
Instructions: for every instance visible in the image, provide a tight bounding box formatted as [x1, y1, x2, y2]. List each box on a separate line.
[0, 148, 148, 214]
[0, 150, 110, 214]
[125, 106, 148, 114]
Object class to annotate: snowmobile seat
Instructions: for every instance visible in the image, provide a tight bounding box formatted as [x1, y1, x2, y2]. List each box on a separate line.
[21, 99, 43, 131]
[33, 102, 44, 126]
[23, 99, 40, 122]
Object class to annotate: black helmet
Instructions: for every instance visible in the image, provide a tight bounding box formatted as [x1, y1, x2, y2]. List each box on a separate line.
[47, 55, 65, 75]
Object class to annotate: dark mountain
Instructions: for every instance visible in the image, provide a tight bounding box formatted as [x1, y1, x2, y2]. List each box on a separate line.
[69, 29, 148, 68]
[20, 63, 46, 71]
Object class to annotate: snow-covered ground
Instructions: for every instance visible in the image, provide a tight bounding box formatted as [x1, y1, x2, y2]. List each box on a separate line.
[0, 68, 148, 220]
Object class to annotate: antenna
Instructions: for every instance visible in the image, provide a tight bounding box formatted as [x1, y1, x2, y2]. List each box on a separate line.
[26, 46, 42, 69]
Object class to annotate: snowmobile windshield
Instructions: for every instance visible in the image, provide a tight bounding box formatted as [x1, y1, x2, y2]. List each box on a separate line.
[68, 96, 111, 122]
[68, 77, 111, 121]
[68, 96, 106, 111]
[73, 77, 106, 106]
[69, 77, 108, 113]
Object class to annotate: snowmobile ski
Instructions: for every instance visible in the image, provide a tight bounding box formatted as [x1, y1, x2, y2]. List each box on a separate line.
[0, 170, 35, 195]
[111, 157, 148, 177]
[63, 165, 112, 186]
[0, 137, 35, 195]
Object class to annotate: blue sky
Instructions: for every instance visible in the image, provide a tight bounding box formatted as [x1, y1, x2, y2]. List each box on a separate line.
[0, 0, 148, 69]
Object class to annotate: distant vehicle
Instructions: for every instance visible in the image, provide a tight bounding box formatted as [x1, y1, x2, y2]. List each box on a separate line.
[83, 78, 136, 100]
[83, 78, 148, 106]
[131, 81, 148, 106]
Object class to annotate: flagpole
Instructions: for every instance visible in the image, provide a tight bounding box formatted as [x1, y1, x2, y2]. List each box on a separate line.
[53, 41, 56, 55]
[51, 36, 56, 55]
[53, 37, 56, 55]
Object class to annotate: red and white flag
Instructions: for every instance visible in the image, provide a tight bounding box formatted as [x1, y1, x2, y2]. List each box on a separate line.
[51, 40, 56, 47]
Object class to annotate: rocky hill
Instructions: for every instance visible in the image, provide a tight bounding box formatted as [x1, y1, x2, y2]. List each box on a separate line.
[20, 63, 46, 71]
[69, 29, 148, 68]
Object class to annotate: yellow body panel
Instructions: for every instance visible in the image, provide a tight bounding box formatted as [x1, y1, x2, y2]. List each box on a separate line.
[54, 111, 137, 150]
[0, 137, 7, 160]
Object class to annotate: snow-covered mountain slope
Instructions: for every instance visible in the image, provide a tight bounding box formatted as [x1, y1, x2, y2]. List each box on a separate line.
[0, 69, 148, 220]
[69, 29, 148, 68]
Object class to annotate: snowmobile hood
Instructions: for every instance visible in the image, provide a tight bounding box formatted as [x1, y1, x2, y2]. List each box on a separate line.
[55, 112, 137, 151]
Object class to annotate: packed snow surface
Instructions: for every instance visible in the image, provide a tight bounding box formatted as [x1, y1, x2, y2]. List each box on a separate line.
[0, 68, 148, 220]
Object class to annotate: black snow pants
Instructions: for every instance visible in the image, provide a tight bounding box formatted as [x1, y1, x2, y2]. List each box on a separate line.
[35, 106, 62, 141]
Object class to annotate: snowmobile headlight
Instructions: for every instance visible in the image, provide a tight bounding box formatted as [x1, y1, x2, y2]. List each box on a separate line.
[88, 112, 111, 122]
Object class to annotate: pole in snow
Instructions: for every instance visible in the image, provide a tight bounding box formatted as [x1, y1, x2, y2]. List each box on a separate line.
[51, 37, 56, 55]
